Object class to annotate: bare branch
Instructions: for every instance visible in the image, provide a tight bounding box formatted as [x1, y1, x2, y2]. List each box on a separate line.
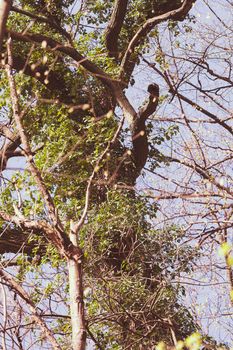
[0, 269, 62, 350]
[142, 57, 233, 136]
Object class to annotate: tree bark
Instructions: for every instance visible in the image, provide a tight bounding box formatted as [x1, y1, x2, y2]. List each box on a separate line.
[0, 0, 12, 50]
[105, 0, 129, 58]
[68, 227, 86, 350]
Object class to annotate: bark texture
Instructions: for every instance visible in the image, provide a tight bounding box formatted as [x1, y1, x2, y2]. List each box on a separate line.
[105, 0, 129, 58]
[0, 0, 12, 50]
[68, 230, 86, 350]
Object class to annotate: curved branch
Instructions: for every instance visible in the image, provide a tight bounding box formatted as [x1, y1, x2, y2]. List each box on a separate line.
[0, 208, 82, 259]
[7, 30, 114, 87]
[120, 0, 196, 75]
[132, 83, 159, 172]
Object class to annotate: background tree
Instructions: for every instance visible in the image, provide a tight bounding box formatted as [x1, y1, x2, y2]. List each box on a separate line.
[0, 1, 231, 349]
[137, 0, 233, 343]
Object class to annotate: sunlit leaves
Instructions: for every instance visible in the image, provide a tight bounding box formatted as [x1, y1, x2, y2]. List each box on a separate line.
[218, 242, 233, 267]
[218, 242, 231, 257]
[185, 332, 202, 350]
[230, 290, 233, 302]
[156, 332, 202, 350]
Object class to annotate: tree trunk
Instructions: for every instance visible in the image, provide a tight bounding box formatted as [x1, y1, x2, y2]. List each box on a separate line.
[68, 229, 86, 350]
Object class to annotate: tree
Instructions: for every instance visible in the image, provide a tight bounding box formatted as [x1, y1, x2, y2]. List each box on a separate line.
[0, 1, 231, 349]
[137, 0, 233, 342]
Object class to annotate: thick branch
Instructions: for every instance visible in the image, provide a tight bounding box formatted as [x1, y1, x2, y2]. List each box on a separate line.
[0, 225, 45, 255]
[0, 0, 12, 50]
[0, 133, 21, 172]
[132, 83, 159, 172]
[7, 30, 114, 87]
[105, 0, 129, 58]
[6, 30, 137, 121]
[0, 210, 81, 259]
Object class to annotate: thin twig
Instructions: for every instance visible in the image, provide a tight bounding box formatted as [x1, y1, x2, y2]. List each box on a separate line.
[0, 268, 62, 350]
[73, 116, 125, 234]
